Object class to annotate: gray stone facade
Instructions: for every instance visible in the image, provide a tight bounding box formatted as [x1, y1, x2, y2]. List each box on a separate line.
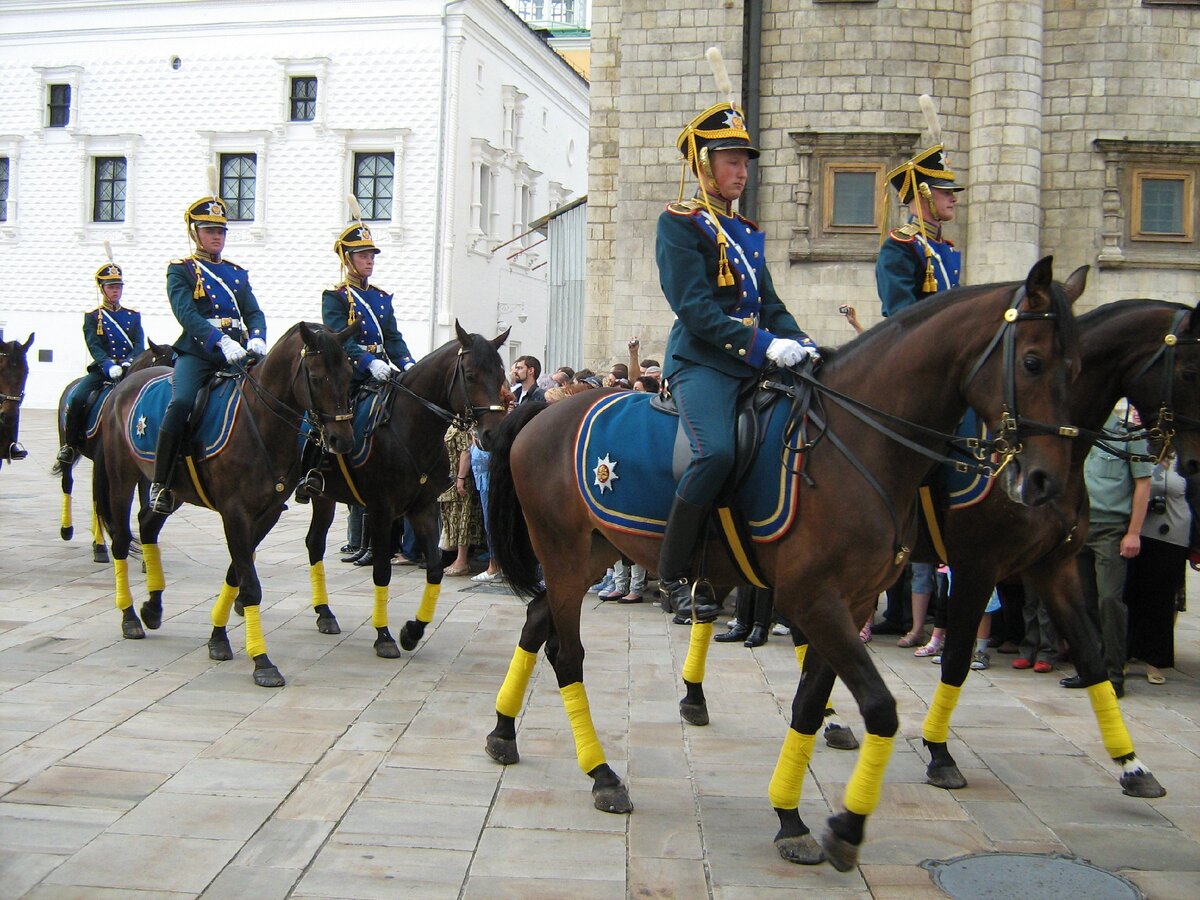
[587, 0, 1200, 370]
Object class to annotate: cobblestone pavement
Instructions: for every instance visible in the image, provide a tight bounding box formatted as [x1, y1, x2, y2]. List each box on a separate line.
[1, 409, 1198, 899]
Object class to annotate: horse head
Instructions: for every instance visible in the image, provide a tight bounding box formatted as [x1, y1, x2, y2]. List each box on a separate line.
[962, 257, 1084, 507]
[295, 322, 356, 456]
[1128, 301, 1200, 478]
[0, 333, 34, 457]
[452, 320, 510, 451]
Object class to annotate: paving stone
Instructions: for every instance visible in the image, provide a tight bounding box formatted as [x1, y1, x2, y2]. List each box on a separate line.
[199, 864, 303, 900]
[42, 833, 241, 893]
[471, 826, 626, 882]
[274, 780, 363, 821]
[106, 791, 278, 840]
[334, 797, 489, 850]
[0, 802, 122, 853]
[158, 758, 311, 799]
[295, 843, 471, 899]
[232, 818, 335, 869]
[3, 765, 168, 811]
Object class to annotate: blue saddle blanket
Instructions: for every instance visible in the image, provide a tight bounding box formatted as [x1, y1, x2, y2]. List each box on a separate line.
[297, 386, 387, 468]
[935, 410, 995, 510]
[60, 382, 116, 441]
[128, 374, 241, 462]
[576, 391, 804, 543]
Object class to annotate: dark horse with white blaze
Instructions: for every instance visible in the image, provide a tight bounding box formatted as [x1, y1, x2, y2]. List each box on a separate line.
[53, 340, 173, 562]
[484, 258, 1084, 870]
[298, 323, 510, 658]
[0, 334, 34, 471]
[93, 322, 356, 687]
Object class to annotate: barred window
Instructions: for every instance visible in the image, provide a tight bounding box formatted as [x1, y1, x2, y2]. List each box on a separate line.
[0, 157, 9, 223]
[828, 166, 882, 230]
[354, 152, 394, 221]
[290, 76, 317, 122]
[48, 84, 71, 127]
[1134, 172, 1191, 240]
[93, 156, 126, 222]
[220, 153, 257, 221]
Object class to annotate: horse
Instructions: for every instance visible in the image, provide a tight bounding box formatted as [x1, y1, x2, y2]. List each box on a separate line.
[0, 334, 34, 471]
[298, 323, 510, 658]
[53, 340, 173, 562]
[93, 322, 356, 687]
[667, 298, 1200, 828]
[483, 257, 1085, 870]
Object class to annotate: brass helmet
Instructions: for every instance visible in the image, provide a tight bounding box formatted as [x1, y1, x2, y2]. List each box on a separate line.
[333, 222, 381, 268]
[94, 261, 123, 288]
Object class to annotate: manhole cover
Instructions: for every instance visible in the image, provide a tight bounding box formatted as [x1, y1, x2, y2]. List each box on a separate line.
[921, 852, 1143, 899]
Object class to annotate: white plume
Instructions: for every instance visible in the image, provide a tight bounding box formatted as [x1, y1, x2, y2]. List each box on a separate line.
[103, 240, 113, 262]
[918, 94, 943, 145]
[206, 163, 219, 197]
[706, 46, 734, 104]
[347, 194, 363, 221]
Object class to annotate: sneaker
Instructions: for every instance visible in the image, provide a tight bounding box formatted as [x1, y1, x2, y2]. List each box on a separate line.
[1033, 660, 1054, 674]
[970, 651, 990, 671]
[471, 570, 503, 584]
[771, 623, 790, 637]
[930, 654, 942, 665]
[1012, 657, 1033, 670]
[589, 573, 614, 594]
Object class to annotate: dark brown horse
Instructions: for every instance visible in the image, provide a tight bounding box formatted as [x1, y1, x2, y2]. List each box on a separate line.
[484, 258, 1085, 870]
[93, 323, 356, 687]
[0, 334, 34, 471]
[299, 323, 509, 657]
[53, 340, 173, 562]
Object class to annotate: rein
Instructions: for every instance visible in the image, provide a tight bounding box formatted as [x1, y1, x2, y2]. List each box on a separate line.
[235, 342, 353, 454]
[386, 346, 506, 432]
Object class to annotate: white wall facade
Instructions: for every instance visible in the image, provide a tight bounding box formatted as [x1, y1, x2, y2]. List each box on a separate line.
[0, 0, 588, 407]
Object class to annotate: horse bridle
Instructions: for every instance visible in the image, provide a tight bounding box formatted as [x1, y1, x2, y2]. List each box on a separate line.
[0, 348, 27, 410]
[1123, 307, 1200, 463]
[387, 346, 507, 432]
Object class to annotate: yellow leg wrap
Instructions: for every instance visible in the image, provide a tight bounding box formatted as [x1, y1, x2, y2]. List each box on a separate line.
[922, 681, 962, 745]
[113, 559, 132, 611]
[496, 646, 538, 718]
[843, 733, 895, 816]
[244, 604, 266, 659]
[309, 562, 328, 607]
[1088, 681, 1134, 759]
[682, 621, 713, 683]
[91, 506, 105, 545]
[795, 644, 807, 671]
[142, 543, 165, 593]
[61, 493, 72, 531]
[560, 682, 606, 774]
[373, 585, 389, 628]
[212, 581, 237, 628]
[768, 728, 817, 809]
[417, 582, 440, 623]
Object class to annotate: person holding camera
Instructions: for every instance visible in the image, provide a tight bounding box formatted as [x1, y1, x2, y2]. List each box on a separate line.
[1060, 405, 1152, 698]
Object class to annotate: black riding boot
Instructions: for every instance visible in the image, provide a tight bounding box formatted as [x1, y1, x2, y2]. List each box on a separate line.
[149, 428, 184, 515]
[657, 496, 719, 625]
[56, 402, 87, 467]
[715, 587, 753, 642]
[744, 587, 774, 647]
[294, 441, 325, 504]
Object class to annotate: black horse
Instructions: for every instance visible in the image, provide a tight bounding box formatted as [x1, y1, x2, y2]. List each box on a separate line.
[0, 334, 34, 471]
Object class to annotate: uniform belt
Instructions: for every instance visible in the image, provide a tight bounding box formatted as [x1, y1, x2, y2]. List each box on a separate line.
[208, 317, 245, 331]
[357, 343, 382, 354]
[728, 315, 759, 327]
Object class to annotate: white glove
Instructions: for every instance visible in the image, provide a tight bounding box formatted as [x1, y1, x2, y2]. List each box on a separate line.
[368, 359, 391, 382]
[766, 338, 808, 367]
[403, 361, 416, 371]
[218, 335, 248, 364]
[107, 364, 123, 379]
[246, 338, 267, 357]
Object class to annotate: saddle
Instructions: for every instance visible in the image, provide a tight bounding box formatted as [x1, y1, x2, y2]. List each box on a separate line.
[185, 369, 242, 456]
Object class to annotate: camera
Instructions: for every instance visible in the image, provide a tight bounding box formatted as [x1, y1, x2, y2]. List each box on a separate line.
[1148, 494, 1167, 515]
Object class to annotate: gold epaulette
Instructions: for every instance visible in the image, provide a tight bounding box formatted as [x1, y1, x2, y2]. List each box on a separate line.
[735, 213, 760, 231]
[222, 259, 245, 270]
[667, 200, 704, 215]
[889, 223, 920, 242]
[169, 258, 187, 265]
[325, 283, 344, 293]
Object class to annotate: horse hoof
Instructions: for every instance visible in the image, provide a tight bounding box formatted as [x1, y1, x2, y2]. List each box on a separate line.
[485, 735, 520, 765]
[818, 829, 859, 872]
[775, 833, 826, 865]
[253, 666, 286, 688]
[927, 765, 968, 790]
[1121, 771, 1167, 799]
[61, 526, 73, 541]
[316, 614, 341, 635]
[374, 637, 402, 659]
[679, 700, 709, 726]
[592, 784, 633, 814]
[824, 725, 859, 751]
[140, 602, 162, 631]
[234, 599, 245, 618]
[122, 619, 145, 640]
[93, 544, 109, 564]
[208, 638, 233, 661]
[399, 621, 423, 652]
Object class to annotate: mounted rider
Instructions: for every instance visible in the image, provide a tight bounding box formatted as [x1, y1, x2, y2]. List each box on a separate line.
[148, 192, 267, 515]
[56, 248, 145, 467]
[294, 215, 415, 502]
[656, 48, 817, 625]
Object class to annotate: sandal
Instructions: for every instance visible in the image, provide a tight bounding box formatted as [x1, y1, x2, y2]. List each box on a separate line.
[859, 622, 872, 643]
[444, 564, 471, 577]
[914, 640, 944, 658]
[897, 632, 924, 648]
[1146, 668, 1166, 685]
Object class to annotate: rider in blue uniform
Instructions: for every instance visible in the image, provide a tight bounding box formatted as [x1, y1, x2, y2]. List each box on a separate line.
[656, 96, 817, 624]
[57, 257, 145, 466]
[294, 221, 415, 501]
[148, 196, 267, 514]
[876, 133, 965, 653]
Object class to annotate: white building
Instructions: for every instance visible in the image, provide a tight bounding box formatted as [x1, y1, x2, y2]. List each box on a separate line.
[0, 0, 589, 407]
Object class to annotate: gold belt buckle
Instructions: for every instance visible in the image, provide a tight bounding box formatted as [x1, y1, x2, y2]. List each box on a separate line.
[742, 317, 754, 327]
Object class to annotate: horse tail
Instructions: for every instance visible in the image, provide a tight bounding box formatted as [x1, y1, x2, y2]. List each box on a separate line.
[487, 401, 549, 599]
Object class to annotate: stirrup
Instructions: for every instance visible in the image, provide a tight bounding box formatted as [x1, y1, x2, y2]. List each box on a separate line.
[148, 483, 174, 515]
[7, 442, 28, 461]
[56, 444, 78, 466]
[294, 469, 325, 503]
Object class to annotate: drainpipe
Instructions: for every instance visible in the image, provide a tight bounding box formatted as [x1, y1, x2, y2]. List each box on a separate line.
[434, 3, 465, 350]
[740, 0, 763, 221]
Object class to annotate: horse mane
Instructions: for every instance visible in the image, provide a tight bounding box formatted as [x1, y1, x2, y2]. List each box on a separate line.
[1076, 297, 1190, 329]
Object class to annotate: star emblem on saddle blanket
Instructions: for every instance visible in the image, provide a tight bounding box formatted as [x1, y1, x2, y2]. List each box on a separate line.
[136, 415, 147, 438]
[593, 453, 618, 493]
